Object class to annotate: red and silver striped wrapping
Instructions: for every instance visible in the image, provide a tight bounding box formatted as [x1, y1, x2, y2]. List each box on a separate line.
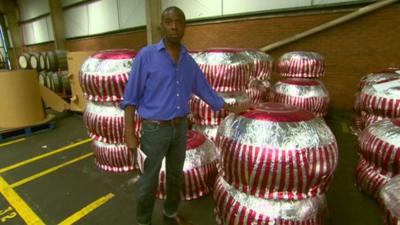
[355, 158, 390, 197]
[80, 50, 136, 102]
[92, 140, 136, 172]
[242, 50, 273, 80]
[277, 52, 325, 78]
[379, 175, 400, 225]
[83, 101, 141, 144]
[359, 79, 400, 118]
[357, 118, 400, 175]
[360, 112, 384, 129]
[190, 91, 250, 126]
[191, 124, 219, 143]
[246, 79, 271, 104]
[214, 176, 327, 225]
[194, 49, 253, 92]
[271, 78, 329, 117]
[137, 131, 219, 200]
[359, 72, 400, 90]
[215, 103, 338, 200]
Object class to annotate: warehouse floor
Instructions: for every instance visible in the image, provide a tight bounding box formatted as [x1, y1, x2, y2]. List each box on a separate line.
[0, 111, 383, 225]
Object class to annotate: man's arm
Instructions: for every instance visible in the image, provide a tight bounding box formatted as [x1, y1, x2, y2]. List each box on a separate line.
[124, 105, 138, 157]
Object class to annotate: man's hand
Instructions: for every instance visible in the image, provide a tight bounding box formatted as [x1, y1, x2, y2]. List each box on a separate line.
[126, 134, 139, 164]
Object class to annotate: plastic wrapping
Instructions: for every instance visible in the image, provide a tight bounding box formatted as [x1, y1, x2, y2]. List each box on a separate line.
[242, 50, 273, 80]
[379, 175, 400, 225]
[246, 78, 271, 104]
[277, 51, 325, 78]
[92, 140, 135, 172]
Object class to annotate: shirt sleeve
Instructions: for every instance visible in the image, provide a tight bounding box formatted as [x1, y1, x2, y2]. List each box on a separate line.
[192, 62, 225, 112]
[120, 51, 146, 109]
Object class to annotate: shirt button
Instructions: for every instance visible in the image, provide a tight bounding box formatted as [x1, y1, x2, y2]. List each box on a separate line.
[177, 106, 180, 109]
[176, 93, 179, 97]
[176, 81, 179, 84]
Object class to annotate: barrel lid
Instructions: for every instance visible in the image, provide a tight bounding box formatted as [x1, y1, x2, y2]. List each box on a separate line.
[91, 49, 137, 60]
[280, 78, 320, 86]
[242, 102, 315, 122]
[186, 130, 206, 149]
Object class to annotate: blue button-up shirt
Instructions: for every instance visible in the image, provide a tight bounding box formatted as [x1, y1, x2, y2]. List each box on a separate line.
[121, 40, 224, 120]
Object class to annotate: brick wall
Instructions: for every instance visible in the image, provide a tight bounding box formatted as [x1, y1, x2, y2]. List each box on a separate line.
[22, 4, 400, 111]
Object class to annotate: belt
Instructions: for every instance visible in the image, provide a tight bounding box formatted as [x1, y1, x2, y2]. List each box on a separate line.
[142, 117, 186, 126]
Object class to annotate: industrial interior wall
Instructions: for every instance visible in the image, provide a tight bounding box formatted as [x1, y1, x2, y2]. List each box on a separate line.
[21, 4, 399, 112]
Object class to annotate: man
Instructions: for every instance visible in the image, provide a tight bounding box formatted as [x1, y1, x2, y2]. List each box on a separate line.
[122, 6, 245, 225]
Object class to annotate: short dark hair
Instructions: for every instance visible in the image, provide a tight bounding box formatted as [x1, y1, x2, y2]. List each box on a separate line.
[161, 6, 186, 21]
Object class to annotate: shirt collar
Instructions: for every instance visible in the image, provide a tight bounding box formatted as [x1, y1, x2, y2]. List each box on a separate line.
[156, 39, 188, 55]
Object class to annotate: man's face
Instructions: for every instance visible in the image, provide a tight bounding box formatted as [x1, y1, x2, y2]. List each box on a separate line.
[161, 9, 186, 44]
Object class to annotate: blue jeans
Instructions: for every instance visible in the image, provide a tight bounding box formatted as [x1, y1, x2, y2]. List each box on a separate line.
[136, 119, 188, 224]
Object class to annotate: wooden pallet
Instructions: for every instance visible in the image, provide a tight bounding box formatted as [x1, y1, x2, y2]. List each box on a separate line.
[0, 114, 55, 141]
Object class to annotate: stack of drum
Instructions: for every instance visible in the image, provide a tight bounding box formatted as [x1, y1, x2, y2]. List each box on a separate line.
[379, 175, 400, 225]
[355, 118, 400, 197]
[80, 50, 141, 172]
[272, 51, 329, 117]
[137, 130, 219, 200]
[214, 102, 339, 225]
[353, 70, 400, 132]
[190, 49, 252, 141]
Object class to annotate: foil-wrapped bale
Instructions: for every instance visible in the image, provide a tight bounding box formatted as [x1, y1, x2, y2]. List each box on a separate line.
[359, 72, 400, 90]
[277, 51, 325, 78]
[83, 101, 141, 144]
[191, 124, 219, 143]
[214, 176, 327, 225]
[356, 118, 400, 196]
[242, 50, 273, 80]
[359, 78, 400, 118]
[246, 78, 271, 104]
[379, 175, 400, 225]
[216, 102, 338, 200]
[137, 131, 219, 200]
[190, 91, 250, 126]
[194, 49, 253, 92]
[271, 78, 329, 117]
[80, 49, 136, 102]
[92, 140, 135, 172]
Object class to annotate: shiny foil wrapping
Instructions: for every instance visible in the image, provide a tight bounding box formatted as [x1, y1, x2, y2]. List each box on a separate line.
[215, 103, 339, 200]
[83, 101, 141, 144]
[190, 91, 250, 126]
[242, 50, 273, 80]
[246, 78, 271, 104]
[80, 50, 136, 102]
[92, 140, 135, 172]
[358, 118, 400, 175]
[355, 158, 390, 197]
[194, 49, 253, 92]
[214, 176, 327, 225]
[272, 78, 329, 117]
[359, 72, 400, 90]
[360, 113, 384, 129]
[137, 131, 219, 200]
[359, 79, 400, 118]
[379, 175, 400, 225]
[191, 124, 220, 143]
[277, 52, 325, 78]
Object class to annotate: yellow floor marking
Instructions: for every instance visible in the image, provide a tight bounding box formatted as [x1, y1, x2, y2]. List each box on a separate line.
[0, 138, 92, 174]
[341, 122, 349, 134]
[0, 176, 45, 225]
[10, 152, 93, 188]
[58, 193, 115, 225]
[0, 138, 26, 148]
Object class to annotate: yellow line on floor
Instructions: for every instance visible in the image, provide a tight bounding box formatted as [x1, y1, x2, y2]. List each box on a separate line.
[0, 176, 45, 225]
[0, 138, 26, 148]
[341, 122, 349, 134]
[58, 193, 115, 225]
[0, 138, 92, 174]
[10, 152, 93, 188]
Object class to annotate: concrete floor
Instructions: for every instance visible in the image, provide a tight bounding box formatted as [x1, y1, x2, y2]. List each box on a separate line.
[0, 111, 383, 225]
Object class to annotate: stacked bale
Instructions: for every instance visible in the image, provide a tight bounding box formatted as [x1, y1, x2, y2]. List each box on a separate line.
[379, 175, 400, 225]
[190, 49, 251, 141]
[137, 130, 219, 200]
[273, 51, 329, 117]
[355, 118, 400, 197]
[353, 71, 400, 132]
[214, 102, 338, 225]
[80, 50, 140, 172]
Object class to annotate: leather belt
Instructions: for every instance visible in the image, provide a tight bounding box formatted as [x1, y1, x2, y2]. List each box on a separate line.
[143, 117, 186, 126]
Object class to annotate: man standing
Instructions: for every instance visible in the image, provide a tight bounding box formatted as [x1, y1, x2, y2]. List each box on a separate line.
[122, 6, 244, 225]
